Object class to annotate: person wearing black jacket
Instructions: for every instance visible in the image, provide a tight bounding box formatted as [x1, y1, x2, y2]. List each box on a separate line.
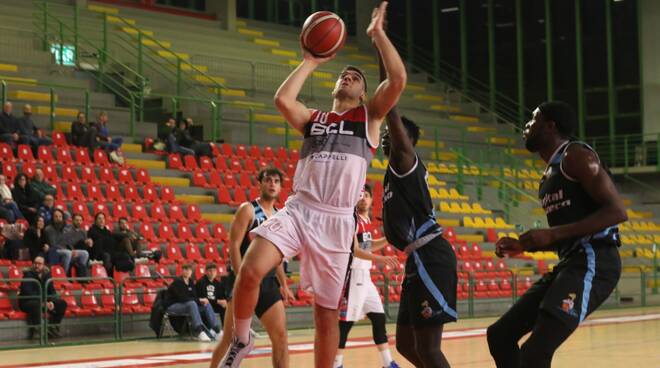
[12, 174, 39, 225]
[24, 216, 49, 260]
[86, 213, 118, 276]
[18, 104, 51, 152]
[174, 119, 212, 157]
[18, 256, 67, 339]
[0, 101, 20, 144]
[163, 264, 219, 342]
[195, 262, 227, 324]
[70, 112, 96, 149]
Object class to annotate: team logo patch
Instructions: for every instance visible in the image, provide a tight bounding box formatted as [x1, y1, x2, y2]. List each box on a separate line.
[560, 293, 578, 317]
[421, 301, 434, 319]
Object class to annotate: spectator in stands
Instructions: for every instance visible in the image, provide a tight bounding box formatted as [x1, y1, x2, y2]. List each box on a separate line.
[37, 194, 56, 225]
[175, 118, 212, 157]
[87, 212, 123, 275]
[161, 117, 194, 156]
[12, 174, 39, 224]
[196, 262, 227, 324]
[70, 111, 95, 149]
[93, 111, 125, 164]
[0, 101, 19, 145]
[0, 174, 24, 222]
[18, 104, 51, 151]
[19, 256, 67, 339]
[164, 263, 220, 342]
[44, 209, 89, 277]
[24, 215, 49, 260]
[31, 169, 56, 202]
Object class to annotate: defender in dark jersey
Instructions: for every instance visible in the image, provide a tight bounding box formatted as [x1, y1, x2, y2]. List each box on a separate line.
[487, 101, 627, 368]
[210, 167, 295, 368]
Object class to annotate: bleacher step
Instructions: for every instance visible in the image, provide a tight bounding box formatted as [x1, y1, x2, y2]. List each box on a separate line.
[120, 143, 143, 153]
[201, 213, 234, 223]
[126, 159, 165, 169]
[175, 194, 216, 205]
[151, 176, 190, 187]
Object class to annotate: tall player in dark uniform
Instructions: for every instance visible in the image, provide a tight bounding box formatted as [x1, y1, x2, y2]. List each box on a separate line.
[487, 101, 627, 368]
[379, 73, 457, 368]
[210, 167, 295, 368]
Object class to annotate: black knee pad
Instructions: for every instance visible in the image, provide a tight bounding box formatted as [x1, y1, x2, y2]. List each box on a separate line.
[367, 313, 388, 345]
[338, 321, 354, 349]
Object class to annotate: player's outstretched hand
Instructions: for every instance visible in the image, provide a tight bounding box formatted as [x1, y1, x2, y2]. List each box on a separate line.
[280, 285, 296, 306]
[367, 1, 388, 39]
[302, 48, 336, 66]
[495, 236, 524, 258]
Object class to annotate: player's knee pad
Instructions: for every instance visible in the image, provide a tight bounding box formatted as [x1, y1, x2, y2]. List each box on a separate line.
[338, 321, 354, 349]
[367, 313, 388, 345]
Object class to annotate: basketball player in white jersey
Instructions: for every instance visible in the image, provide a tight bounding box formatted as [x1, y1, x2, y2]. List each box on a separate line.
[335, 183, 400, 368]
[219, 2, 407, 367]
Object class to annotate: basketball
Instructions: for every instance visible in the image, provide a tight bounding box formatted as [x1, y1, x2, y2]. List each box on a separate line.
[300, 11, 347, 57]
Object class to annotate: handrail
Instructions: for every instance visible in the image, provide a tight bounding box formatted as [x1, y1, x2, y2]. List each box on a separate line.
[623, 175, 660, 202]
[453, 150, 538, 203]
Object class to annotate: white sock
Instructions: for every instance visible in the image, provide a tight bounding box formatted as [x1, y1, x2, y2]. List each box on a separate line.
[333, 354, 343, 368]
[234, 317, 252, 343]
[379, 348, 393, 366]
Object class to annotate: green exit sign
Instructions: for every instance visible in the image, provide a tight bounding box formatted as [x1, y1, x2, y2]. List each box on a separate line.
[50, 43, 75, 66]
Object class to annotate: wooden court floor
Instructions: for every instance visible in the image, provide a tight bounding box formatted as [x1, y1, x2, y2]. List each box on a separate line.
[0, 306, 658, 368]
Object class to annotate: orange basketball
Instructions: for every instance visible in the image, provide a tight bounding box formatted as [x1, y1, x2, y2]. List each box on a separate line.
[300, 11, 347, 57]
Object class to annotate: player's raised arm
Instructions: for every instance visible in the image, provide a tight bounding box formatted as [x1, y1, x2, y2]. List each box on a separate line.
[366, 2, 407, 142]
[274, 52, 334, 134]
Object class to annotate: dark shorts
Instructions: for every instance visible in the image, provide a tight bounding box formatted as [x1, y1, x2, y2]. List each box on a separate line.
[397, 236, 458, 327]
[517, 241, 621, 329]
[226, 272, 282, 319]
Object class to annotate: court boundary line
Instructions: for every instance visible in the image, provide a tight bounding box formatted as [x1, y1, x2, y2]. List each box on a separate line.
[3, 311, 660, 368]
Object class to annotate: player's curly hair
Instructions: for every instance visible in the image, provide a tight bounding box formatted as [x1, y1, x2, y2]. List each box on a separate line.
[257, 166, 284, 182]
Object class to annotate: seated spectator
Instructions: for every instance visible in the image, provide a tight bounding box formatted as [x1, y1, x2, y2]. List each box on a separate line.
[37, 194, 56, 225]
[0, 101, 19, 145]
[31, 169, 56, 202]
[24, 216, 49, 261]
[0, 174, 24, 222]
[70, 111, 96, 149]
[18, 256, 67, 339]
[18, 104, 51, 152]
[12, 174, 39, 224]
[87, 212, 120, 275]
[115, 217, 160, 263]
[93, 111, 125, 164]
[161, 117, 194, 156]
[195, 262, 227, 324]
[44, 210, 89, 277]
[175, 118, 212, 157]
[163, 263, 219, 342]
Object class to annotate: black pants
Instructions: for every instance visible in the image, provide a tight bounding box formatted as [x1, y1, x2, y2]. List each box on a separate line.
[487, 243, 620, 368]
[19, 299, 67, 327]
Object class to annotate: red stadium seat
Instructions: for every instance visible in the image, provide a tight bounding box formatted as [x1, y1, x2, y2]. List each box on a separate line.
[37, 146, 55, 164]
[132, 204, 150, 223]
[134, 264, 161, 288]
[244, 159, 257, 173]
[221, 143, 233, 157]
[185, 243, 202, 262]
[223, 173, 238, 188]
[235, 144, 247, 158]
[21, 161, 36, 177]
[183, 155, 198, 171]
[0, 143, 14, 162]
[199, 156, 213, 171]
[118, 168, 134, 184]
[229, 159, 242, 173]
[66, 183, 85, 201]
[43, 164, 58, 183]
[217, 186, 232, 205]
[106, 184, 122, 202]
[52, 131, 67, 146]
[93, 149, 110, 167]
[262, 146, 275, 159]
[73, 146, 91, 165]
[194, 263, 206, 280]
[89, 264, 113, 289]
[81, 166, 98, 183]
[81, 290, 113, 315]
[123, 185, 140, 202]
[231, 188, 247, 207]
[215, 157, 229, 171]
[61, 165, 79, 183]
[87, 184, 104, 202]
[136, 168, 150, 184]
[204, 243, 222, 262]
[143, 185, 159, 203]
[212, 224, 228, 242]
[150, 204, 168, 223]
[112, 203, 129, 220]
[143, 288, 158, 307]
[168, 154, 182, 170]
[186, 204, 202, 223]
[160, 186, 176, 203]
[239, 173, 252, 188]
[99, 167, 116, 184]
[192, 171, 209, 187]
[0, 292, 25, 320]
[56, 147, 72, 164]
[17, 144, 34, 162]
[6, 266, 23, 291]
[168, 204, 187, 223]
[158, 224, 176, 242]
[195, 224, 212, 242]
[122, 289, 149, 314]
[140, 223, 159, 244]
[177, 224, 194, 242]
[164, 243, 184, 264]
[209, 171, 223, 187]
[276, 147, 288, 162]
[62, 290, 93, 317]
[100, 288, 116, 311]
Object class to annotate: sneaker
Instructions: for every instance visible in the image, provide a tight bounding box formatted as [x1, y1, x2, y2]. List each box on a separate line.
[385, 362, 401, 368]
[208, 329, 219, 340]
[219, 335, 254, 367]
[196, 331, 212, 342]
